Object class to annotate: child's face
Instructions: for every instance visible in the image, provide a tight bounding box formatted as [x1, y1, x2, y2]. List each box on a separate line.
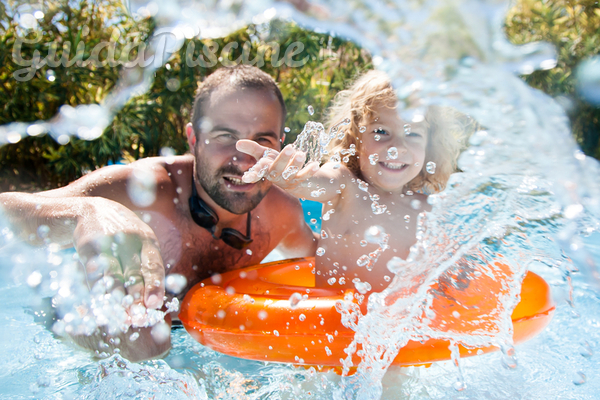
[358, 104, 428, 192]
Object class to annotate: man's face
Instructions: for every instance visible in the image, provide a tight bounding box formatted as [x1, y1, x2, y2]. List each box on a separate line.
[193, 88, 284, 214]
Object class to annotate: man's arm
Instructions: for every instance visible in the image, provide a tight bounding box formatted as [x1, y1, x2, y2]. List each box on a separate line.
[0, 163, 170, 361]
[269, 190, 318, 258]
[0, 168, 165, 309]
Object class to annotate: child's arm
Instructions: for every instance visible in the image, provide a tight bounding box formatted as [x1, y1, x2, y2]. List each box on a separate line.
[236, 140, 348, 204]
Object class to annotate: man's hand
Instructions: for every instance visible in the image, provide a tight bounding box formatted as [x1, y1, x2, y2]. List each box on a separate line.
[73, 197, 165, 310]
[236, 140, 320, 190]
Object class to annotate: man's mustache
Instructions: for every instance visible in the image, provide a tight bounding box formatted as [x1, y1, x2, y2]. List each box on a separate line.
[217, 165, 248, 177]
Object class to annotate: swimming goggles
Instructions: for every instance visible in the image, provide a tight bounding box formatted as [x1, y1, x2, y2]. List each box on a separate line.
[188, 179, 253, 250]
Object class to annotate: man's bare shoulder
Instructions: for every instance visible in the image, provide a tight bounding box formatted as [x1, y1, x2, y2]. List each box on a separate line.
[262, 185, 304, 218]
[40, 156, 194, 210]
[131, 155, 194, 188]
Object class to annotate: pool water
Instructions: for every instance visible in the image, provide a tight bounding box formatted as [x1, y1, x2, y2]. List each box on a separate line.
[2, 0, 600, 398]
[1, 233, 599, 399]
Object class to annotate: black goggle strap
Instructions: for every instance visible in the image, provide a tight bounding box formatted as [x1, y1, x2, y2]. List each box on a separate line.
[246, 211, 251, 238]
[190, 178, 218, 227]
[190, 176, 252, 244]
[220, 212, 252, 242]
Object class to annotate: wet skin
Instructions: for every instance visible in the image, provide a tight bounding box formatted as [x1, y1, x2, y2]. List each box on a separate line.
[237, 104, 432, 291]
[0, 88, 316, 361]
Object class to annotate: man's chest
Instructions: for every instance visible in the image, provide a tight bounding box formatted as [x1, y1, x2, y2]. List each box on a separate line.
[161, 211, 282, 289]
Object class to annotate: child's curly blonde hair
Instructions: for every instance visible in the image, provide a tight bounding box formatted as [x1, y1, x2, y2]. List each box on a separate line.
[325, 69, 468, 194]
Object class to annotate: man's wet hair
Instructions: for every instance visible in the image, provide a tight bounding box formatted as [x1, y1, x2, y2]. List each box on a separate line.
[191, 65, 287, 137]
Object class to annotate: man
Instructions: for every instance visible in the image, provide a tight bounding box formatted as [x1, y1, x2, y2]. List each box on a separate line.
[0, 65, 316, 360]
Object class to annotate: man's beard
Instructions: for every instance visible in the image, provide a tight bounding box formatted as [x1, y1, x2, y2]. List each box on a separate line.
[196, 161, 270, 215]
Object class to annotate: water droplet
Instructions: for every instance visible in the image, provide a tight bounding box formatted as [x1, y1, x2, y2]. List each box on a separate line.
[374, 134, 381, 141]
[365, 225, 385, 243]
[258, 310, 268, 320]
[150, 321, 170, 344]
[299, 314, 306, 322]
[338, 277, 346, 285]
[576, 56, 600, 105]
[403, 124, 411, 133]
[284, 126, 291, 133]
[282, 165, 299, 180]
[165, 274, 187, 294]
[246, 249, 253, 255]
[129, 332, 140, 341]
[383, 275, 391, 282]
[325, 346, 332, 356]
[127, 169, 157, 207]
[27, 271, 43, 287]
[360, 240, 367, 247]
[573, 371, 587, 385]
[217, 309, 226, 318]
[316, 247, 326, 256]
[353, 280, 372, 294]
[327, 277, 336, 285]
[371, 202, 387, 215]
[6, 132, 21, 143]
[404, 215, 410, 223]
[321, 230, 328, 239]
[307, 105, 315, 115]
[426, 161, 437, 174]
[357, 255, 370, 267]
[406, 190, 414, 196]
[579, 341, 593, 358]
[358, 180, 369, 192]
[387, 147, 398, 160]
[453, 380, 467, 391]
[501, 349, 518, 369]
[387, 257, 406, 274]
[37, 224, 50, 239]
[311, 188, 326, 198]
[322, 209, 335, 220]
[359, 126, 367, 133]
[166, 78, 180, 91]
[273, 330, 280, 336]
[46, 69, 56, 82]
[565, 204, 584, 219]
[410, 199, 421, 210]
[36, 375, 51, 388]
[369, 153, 379, 165]
[289, 292, 302, 308]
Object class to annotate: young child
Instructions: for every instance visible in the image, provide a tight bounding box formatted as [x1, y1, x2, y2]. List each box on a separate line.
[237, 70, 462, 292]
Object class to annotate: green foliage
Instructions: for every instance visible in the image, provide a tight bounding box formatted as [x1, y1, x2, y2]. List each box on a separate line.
[0, 0, 154, 190]
[110, 19, 371, 161]
[505, 0, 600, 159]
[0, 1, 370, 190]
[2, 0, 598, 191]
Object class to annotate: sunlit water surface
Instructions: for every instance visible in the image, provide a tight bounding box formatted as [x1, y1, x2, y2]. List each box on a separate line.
[2, 0, 600, 398]
[1, 235, 599, 399]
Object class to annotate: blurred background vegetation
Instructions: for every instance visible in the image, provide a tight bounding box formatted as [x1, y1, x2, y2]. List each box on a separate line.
[505, 0, 600, 160]
[0, 0, 598, 191]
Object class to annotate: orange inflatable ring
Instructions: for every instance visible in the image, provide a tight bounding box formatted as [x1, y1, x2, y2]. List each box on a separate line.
[179, 257, 555, 367]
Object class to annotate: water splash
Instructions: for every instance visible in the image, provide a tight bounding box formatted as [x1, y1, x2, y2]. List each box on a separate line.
[2, 0, 600, 399]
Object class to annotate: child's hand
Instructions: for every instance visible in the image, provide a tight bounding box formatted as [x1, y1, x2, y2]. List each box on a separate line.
[236, 140, 320, 189]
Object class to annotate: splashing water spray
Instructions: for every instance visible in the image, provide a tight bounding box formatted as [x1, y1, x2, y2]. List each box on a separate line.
[2, 0, 600, 399]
